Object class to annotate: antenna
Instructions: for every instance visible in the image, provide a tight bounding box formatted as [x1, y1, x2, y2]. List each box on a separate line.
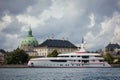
[51, 34, 54, 39]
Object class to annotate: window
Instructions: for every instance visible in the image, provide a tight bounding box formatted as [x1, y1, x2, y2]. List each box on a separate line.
[63, 56, 69, 57]
[31, 63, 34, 66]
[95, 56, 102, 57]
[65, 64, 69, 66]
[71, 64, 74, 66]
[92, 60, 95, 62]
[76, 64, 80, 66]
[71, 56, 76, 57]
[99, 60, 103, 62]
[78, 60, 81, 62]
[60, 64, 63, 66]
[77, 56, 81, 57]
[50, 60, 67, 62]
[82, 56, 89, 58]
[82, 60, 89, 63]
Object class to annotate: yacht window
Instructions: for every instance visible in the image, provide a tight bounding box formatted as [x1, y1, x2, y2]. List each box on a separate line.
[82, 60, 89, 63]
[69, 60, 74, 62]
[76, 64, 80, 66]
[71, 56, 76, 57]
[77, 56, 81, 57]
[82, 56, 89, 58]
[78, 60, 81, 62]
[99, 60, 103, 62]
[64, 56, 69, 57]
[95, 56, 102, 57]
[50, 60, 67, 62]
[71, 64, 74, 66]
[60, 64, 63, 66]
[65, 64, 69, 66]
[31, 63, 34, 66]
[60, 56, 69, 57]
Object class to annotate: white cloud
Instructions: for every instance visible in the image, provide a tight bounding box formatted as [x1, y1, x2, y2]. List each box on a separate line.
[16, 0, 65, 30]
[99, 12, 120, 39]
[0, 14, 12, 31]
[4, 34, 21, 51]
[16, 0, 83, 29]
[26, 6, 32, 13]
[112, 26, 120, 44]
[88, 13, 96, 28]
[16, 14, 40, 29]
[84, 31, 96, 49]
[38, 0, 81, 24]
[100, 17, 114, 35]
[85, 12, 120, 50]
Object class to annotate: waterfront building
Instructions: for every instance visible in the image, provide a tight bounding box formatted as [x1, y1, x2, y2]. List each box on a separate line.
[34, 39, 78, 57]
[20, 28, 78, 57]
[105, 43, 120, 56]
[0, 52, 4, 64]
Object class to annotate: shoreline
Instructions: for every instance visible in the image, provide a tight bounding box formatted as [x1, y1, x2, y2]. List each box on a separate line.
[0, 64, 120, 68]
[111, 64, 120, 67]
[0, 65, 28, 68]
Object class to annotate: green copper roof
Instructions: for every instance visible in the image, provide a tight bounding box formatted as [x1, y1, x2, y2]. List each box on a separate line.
[21, 28, 38, 47]
[27, 27, 33, 37]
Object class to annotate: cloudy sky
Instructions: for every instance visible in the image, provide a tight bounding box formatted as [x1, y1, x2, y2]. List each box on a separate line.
[0, 0, 120, 51]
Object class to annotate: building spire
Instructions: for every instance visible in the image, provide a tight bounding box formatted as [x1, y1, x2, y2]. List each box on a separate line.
[28, 26, 33, 37]
[76, 37, 86, 53]
[82, 37, 84, 43]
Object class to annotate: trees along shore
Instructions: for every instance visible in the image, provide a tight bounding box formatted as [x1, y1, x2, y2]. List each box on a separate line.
[3, 48, 29, 65]
[103, 52, 120, 65]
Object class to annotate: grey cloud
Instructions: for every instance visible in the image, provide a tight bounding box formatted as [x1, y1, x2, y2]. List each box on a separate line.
[1, 20, 22, 35]
[27, 0, 52, 16]
[0, 0, 36, 19]
[0, 0, 120, 51]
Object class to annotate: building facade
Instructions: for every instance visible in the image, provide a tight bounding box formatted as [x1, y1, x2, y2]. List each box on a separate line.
[0, 52, 4, 64]
[105, 43, 120, 56]
[34, 39, 78, 57]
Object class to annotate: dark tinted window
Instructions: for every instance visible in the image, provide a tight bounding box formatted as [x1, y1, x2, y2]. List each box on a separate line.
[50, 60, 67, 62]
[82, 56, 89, 58]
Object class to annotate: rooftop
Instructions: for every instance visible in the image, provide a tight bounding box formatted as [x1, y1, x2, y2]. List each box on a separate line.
[105, 43, 120, 51]
[37, 39, 77, 48]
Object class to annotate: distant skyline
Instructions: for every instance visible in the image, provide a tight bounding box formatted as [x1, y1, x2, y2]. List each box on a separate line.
[0, 0, 120, 51]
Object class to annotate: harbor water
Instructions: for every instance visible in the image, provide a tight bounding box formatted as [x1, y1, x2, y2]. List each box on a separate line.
[0, 68, 120, 80]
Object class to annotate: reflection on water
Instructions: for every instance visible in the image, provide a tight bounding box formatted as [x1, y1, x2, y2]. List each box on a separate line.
[0, 68, 120, 80]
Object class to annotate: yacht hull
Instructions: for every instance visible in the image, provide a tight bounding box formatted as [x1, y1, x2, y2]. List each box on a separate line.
[28, 59, 111, 68]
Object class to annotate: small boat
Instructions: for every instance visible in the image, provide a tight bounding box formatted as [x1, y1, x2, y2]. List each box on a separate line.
[28, 39, 111, 68]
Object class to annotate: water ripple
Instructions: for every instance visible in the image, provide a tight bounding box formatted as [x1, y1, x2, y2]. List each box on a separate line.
[0, 68, 120, 80]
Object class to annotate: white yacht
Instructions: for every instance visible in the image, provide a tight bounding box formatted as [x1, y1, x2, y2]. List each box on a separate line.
[28, 39, 111, 68]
